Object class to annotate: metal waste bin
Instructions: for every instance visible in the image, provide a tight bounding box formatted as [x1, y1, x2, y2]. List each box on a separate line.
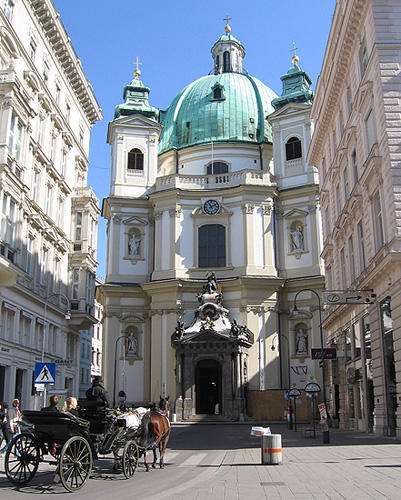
[261, 434, 282, 465]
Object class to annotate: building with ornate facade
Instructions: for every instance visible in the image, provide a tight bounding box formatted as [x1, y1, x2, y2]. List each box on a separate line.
[0, 0, 102, 408]
[308, 0, 401, 436]
[100, 21, 326, 420]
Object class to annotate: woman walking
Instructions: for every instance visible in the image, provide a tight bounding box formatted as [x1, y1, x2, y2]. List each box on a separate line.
[0, 399, 21, 455]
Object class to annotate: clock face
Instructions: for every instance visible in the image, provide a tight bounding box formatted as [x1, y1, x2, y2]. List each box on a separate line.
[203, 199, 220, 215]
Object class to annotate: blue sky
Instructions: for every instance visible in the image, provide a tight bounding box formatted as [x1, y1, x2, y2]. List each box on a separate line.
[52, 0, 336, 279]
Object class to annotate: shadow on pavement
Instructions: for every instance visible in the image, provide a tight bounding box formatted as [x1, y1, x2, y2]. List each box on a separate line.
[168, 422, 400, 451]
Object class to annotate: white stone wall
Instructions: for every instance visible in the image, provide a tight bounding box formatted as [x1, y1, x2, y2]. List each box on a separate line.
[308, 0, 401, 436]
[0, 0, 101, 408]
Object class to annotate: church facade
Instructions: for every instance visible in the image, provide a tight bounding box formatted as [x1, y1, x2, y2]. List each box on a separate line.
[99, 23, 325, 420]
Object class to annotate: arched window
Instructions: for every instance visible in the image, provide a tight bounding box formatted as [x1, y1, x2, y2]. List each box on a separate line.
[223, 51, 230, 73]
[127, 148, 144, 170]
[206, 162, 228, 175]
[215, 55, 220, 74]
[199, 224, 226, 268]
[285, 137, 302, 161]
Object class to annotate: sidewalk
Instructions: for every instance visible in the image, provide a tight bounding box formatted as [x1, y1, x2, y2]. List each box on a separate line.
[155, 424, 401, 500]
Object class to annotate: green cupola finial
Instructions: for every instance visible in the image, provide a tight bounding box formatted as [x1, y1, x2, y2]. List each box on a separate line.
[113, 57, 159, 120]
[271, 43, 314, 111]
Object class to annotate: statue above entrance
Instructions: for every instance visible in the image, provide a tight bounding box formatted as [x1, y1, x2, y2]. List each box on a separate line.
[197, 272, 223, 305]
[171, 273, 253, 345]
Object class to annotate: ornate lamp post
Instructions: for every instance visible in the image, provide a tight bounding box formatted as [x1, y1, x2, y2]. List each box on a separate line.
[293, 288, 330, 444]
[42, 293, 71, 407]
[271, 332, 292, 428]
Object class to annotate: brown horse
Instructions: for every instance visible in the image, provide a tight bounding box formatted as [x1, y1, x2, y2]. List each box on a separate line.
[139, 397, 170, 471]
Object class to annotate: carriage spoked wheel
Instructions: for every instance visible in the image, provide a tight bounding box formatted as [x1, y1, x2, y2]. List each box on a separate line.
[59, 435, 93, 492]
[122, 440, 140, 479]
[5, 433, 41, 486]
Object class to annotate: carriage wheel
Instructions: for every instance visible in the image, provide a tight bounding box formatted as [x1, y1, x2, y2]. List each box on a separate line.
[59, 436, 92, 492]
[5, 433, 40, 486]
[122, 440, 140, 479]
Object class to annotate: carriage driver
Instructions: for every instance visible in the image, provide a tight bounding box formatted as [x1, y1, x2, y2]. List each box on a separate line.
[85, 375, 110, 408]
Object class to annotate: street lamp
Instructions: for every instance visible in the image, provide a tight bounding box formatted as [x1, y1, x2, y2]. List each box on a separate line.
[113, 334, 127, 407]
[271, 332, 293, 429]
[293, 288, 330, 444]
[42, 293, 71, 407]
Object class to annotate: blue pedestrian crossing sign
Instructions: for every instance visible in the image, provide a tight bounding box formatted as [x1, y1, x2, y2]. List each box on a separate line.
[35, 362, 56, 384]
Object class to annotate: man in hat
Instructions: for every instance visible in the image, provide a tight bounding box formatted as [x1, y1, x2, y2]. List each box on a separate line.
[86, 375, 110, 407]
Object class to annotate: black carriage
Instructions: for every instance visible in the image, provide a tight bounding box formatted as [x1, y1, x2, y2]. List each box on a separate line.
[4, 402, 141, 492]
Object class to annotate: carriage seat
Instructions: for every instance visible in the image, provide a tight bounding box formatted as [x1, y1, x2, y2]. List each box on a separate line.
[78, 399, 108, 419]
[21, 410, 90, 442]
[78, 400, 110, 436]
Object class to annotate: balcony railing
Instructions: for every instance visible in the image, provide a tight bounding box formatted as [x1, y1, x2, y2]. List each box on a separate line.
[155, 169, 272, 192]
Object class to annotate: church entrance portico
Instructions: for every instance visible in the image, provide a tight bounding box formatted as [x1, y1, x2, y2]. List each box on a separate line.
[171, 274, 254, 421]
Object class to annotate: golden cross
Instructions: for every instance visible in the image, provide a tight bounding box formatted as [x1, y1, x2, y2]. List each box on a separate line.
[133, 56, 142, 78]
[224, 14, 232, 27]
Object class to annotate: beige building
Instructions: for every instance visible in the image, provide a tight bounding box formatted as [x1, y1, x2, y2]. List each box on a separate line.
[100, 23, 326, 420]
[0, 0, 102, 408]
[308, 0, 401, 436]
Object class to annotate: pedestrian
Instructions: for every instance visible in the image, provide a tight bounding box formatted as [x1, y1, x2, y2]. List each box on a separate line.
[85, 375, 110, 407]
[1, 399, 21, 455]
[0, 403, 11, 454]
[41, 395, 60, 412]
[61, 397, 79, 416]
[0, 402, 4, 449]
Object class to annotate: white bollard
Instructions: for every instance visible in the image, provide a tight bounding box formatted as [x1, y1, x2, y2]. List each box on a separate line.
[261, 434, 282, 465]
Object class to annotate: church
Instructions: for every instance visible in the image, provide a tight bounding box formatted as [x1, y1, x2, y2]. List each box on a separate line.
[99, 20, 325, 420]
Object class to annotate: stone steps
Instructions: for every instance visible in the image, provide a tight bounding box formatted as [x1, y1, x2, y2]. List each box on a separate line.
[182, 413, 234, 423]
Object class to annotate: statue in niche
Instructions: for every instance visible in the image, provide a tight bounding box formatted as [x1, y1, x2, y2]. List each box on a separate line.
[129, 234, 141, 256]
[296, 328, 308, 354]
[125, 334, 137, 356]
[290, 226, 304, 251]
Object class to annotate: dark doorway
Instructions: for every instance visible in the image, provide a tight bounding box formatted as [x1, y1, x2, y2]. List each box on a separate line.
[195, 359, 221, 414]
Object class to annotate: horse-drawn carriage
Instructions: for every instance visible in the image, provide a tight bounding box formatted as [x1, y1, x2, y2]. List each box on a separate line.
[4, 400, 142, 492]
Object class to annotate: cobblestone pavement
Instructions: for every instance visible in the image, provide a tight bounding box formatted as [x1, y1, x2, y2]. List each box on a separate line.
[152, 424, 401, 500]
[1, 424, 401, 499]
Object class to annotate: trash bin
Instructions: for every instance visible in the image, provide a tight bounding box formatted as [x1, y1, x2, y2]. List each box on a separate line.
[261, 434, 282, 465]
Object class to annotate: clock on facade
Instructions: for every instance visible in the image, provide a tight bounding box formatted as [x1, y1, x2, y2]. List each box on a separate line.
[203, 199, 220, 215]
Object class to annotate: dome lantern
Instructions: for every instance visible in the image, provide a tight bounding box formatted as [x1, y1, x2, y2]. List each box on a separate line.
[211, 16, 245, 75]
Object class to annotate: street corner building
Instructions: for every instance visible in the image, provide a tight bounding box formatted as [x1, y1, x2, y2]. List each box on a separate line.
[99, 19, 326, 421]
[308, 0, 401, 437]
[0, 1, 102, 408]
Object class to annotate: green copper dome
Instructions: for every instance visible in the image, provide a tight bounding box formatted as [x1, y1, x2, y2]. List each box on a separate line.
[158, 72, 277, 155]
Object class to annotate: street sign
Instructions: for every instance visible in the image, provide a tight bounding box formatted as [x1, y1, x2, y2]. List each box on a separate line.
[322, 290, 375, 305]
[284, 390, 290, 401]
[55, 359, 74, 366]
[288, 388, 301, 397]
[34, 362, 56, 384]
[311, 348, 337, 360]
[318, 403, 328, 419]
[304, 382, 321, 393]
